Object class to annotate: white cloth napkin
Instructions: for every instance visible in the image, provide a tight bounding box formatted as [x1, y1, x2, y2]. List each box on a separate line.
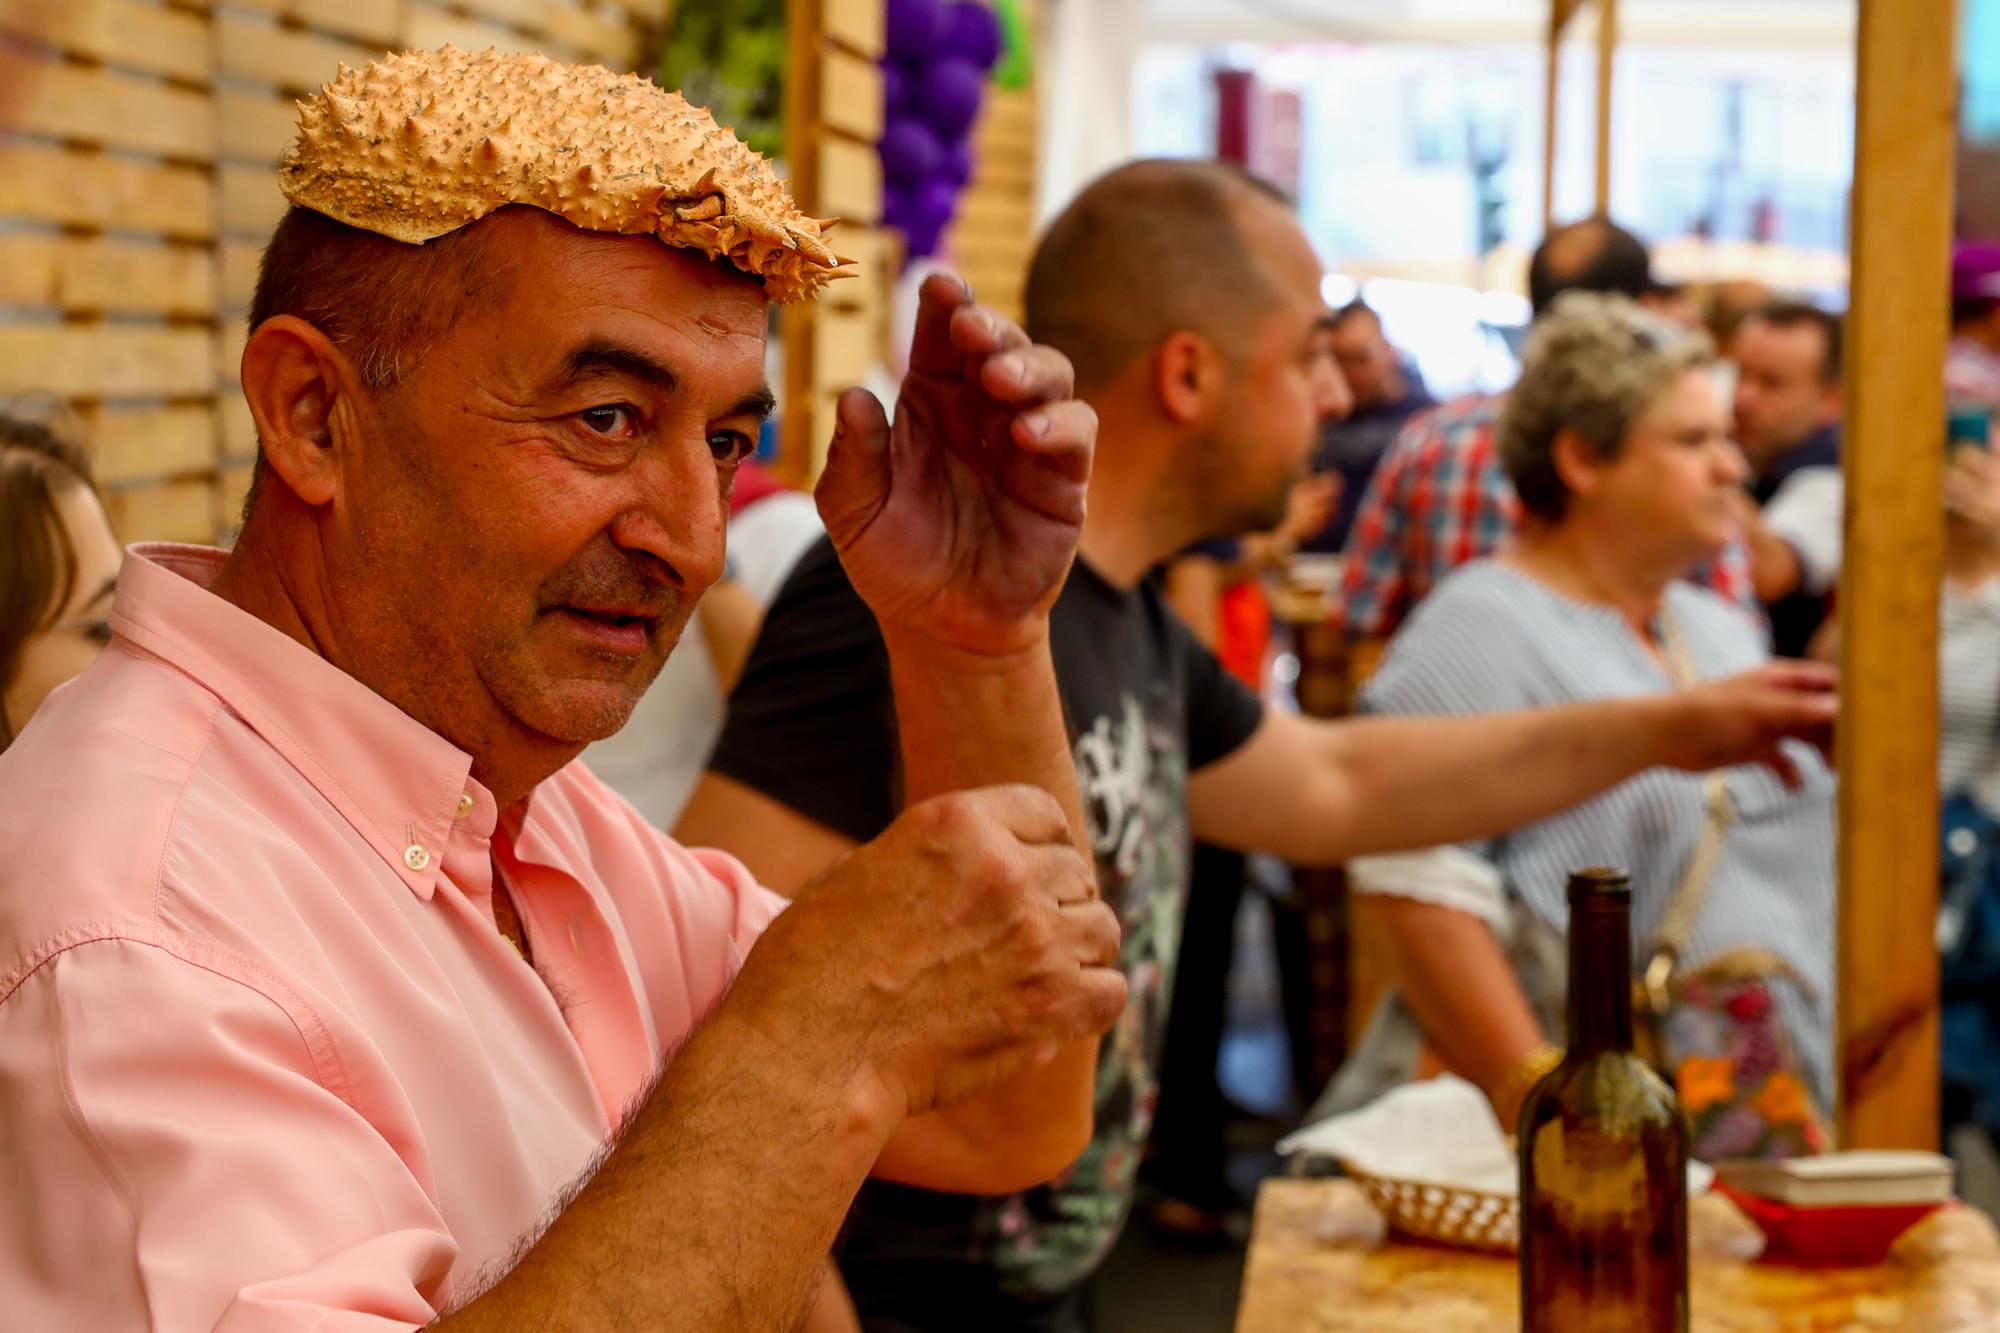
[1280, 1075, 1518, 1193]
[1279, 1074, 1715, 1198]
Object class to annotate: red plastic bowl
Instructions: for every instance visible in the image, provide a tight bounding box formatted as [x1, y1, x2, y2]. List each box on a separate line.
[1715, 1182, 1944, 1268]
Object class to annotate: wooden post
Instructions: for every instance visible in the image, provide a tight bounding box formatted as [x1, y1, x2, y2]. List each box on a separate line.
[777, 0, 892, 487]
[1542, 4, 1560, 227]
[1593, 0, 1616, 215]
[780, 0, 825, 489]
[1542, 0, 1585, 231]
[1837, 0, 1956, 1150]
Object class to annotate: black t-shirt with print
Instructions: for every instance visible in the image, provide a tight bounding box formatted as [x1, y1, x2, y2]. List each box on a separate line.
[709, 536, 1265, 1331]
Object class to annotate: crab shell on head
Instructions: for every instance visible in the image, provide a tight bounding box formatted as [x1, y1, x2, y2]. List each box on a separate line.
[280, 45, 851, 304]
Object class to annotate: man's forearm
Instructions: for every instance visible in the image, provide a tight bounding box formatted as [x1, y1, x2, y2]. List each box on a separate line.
[875, 625, 1100, 1188]
[440, 1008, 894, 1332]
[883, 627, 1091, 859]
[1311, 698, 1674, 860]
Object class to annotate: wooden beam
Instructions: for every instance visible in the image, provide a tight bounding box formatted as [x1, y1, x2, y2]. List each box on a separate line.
[1837, 0, 1956, 1150]
[811, 304, 877, 396]
[821, 46, 884, 143]
[0, 326, 213, 399]
[103, 479, 219, 546]
[1594, 0, 1616, 216]
[452, 0, 544, 27]
[216, 13, 385, 96]
[217, 90, 305, 165]
[0, 0, 211, 84]
[225, 0, 401, 47]
[824, 0, 883, 56]
[402, 6, 529, 55]
[0, 235, 214, 317]
[818, 134, 884, 225]
[219, 163, 292, 241]
[83, 405, 219, 485]
[778, 0, 825, 489]
[13, 62, 214, 162]
[0, 143, 214, 237]
[1542, 0, 1561, 228]
[540, 2, 638, 65]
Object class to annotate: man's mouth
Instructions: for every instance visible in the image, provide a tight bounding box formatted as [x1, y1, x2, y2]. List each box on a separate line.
[549, 605, 660, 655]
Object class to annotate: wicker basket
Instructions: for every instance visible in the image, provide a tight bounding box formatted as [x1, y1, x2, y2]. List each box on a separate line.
[1342, 1162, 1521, 1253]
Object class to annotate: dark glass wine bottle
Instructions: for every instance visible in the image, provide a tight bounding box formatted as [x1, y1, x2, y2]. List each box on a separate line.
[1519, 868, 1690, 1332]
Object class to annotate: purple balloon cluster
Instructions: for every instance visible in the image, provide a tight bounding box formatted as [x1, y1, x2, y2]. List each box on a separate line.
[880, 0, 1002, 261]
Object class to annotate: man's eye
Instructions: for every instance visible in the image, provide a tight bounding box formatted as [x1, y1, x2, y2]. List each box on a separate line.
[580, 405, 635, 435]
[709, 432, 753, 465]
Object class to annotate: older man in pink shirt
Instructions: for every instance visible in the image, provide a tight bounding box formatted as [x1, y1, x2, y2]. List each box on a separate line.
[0, 50, 1124, 1333]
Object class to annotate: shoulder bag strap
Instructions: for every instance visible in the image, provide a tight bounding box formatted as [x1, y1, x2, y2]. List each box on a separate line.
[1641, 606, 1737, 1017]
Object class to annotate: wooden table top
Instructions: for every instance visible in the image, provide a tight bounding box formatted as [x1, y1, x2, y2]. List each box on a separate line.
[1235, 1178, 2000, 1331]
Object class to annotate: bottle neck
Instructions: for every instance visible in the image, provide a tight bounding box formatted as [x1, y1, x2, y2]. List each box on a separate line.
[1566, 886, 1635, 1057]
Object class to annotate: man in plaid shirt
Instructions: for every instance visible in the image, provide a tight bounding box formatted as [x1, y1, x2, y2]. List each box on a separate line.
[1337, 220, 1757, 642]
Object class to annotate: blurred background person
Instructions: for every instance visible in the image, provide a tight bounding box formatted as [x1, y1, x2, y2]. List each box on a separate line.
[1337, 217, 1756, 649]
[1151, 469, 1340, 1245]
[1950, 242, 2000, 416]
[1704, 279, 1778, 364]
[1319, 293, 1836, 1144]
[1643, 277, 1702, 332]
[1305, 300, 1431, 555]
[1699, 278, 1778, 411]
[1730, 301, 1845, 657]
[1929, 444, 2000, 1162]
[1, 409, 121, 751]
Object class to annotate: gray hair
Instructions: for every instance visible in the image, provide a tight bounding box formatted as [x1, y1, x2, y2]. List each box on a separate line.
[1499, 291, 1715, 523]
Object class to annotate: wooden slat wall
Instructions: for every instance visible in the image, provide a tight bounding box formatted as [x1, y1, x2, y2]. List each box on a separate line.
[210, 0, 389, 527]
[779, 0, 894, 487]
[0, 1, 222, 544]
[943, 21, 1039, 325]
[0, 0, 665, 545]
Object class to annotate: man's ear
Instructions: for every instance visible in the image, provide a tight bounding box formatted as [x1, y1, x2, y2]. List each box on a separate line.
[1550, 425, 1603, 503]
[1153, 330, 1225, 426]
[239, 315, 362, 509]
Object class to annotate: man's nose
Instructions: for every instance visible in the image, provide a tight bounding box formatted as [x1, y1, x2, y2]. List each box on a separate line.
[1718, 438, 1751, 485]
[607, 441, 728, 591]
[1319, 361, 1354, 421]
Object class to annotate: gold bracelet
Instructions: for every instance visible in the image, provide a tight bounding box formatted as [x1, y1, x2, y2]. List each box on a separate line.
[1494, 1044, 1563, 1120]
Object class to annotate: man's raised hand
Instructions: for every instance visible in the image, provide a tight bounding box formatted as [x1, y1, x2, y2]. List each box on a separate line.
[814, 274, 1097, 659]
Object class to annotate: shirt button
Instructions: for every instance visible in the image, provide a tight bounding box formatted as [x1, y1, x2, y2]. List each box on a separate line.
[404, 843, 432, 872]
[456, 791, 474, 820]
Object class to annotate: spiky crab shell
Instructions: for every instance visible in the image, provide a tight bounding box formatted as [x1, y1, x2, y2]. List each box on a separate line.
[280, 46, 846, 304]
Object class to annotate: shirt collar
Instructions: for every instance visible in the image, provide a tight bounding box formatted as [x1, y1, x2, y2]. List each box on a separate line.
[110, 544, 488, 900]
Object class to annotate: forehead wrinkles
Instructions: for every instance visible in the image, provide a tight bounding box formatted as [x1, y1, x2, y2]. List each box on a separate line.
[461, 286, 765, 411]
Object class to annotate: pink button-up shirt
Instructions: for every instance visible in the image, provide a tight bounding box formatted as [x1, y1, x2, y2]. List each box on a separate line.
[0, 544, 784, 1331]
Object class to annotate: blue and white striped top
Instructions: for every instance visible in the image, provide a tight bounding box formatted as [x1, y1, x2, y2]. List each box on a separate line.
[1361, 560, 1838, 1107]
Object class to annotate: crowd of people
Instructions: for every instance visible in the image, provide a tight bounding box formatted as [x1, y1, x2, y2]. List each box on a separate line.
[0, 42, 1982, 1333]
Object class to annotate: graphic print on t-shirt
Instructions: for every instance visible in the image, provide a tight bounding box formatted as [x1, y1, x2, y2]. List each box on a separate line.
[991, 687, 1192, 1299]
[707, 543, 1268, 1323]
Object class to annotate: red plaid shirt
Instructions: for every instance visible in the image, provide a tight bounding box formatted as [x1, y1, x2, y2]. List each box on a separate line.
[1336, 393, 1759, 641]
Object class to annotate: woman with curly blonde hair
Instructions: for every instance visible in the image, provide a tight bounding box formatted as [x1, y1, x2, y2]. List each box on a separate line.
[1315, 293, 1836, 1157]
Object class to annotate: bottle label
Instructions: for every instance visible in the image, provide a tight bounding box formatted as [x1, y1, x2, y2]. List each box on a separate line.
[1529, 1120, 1649, 1222]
